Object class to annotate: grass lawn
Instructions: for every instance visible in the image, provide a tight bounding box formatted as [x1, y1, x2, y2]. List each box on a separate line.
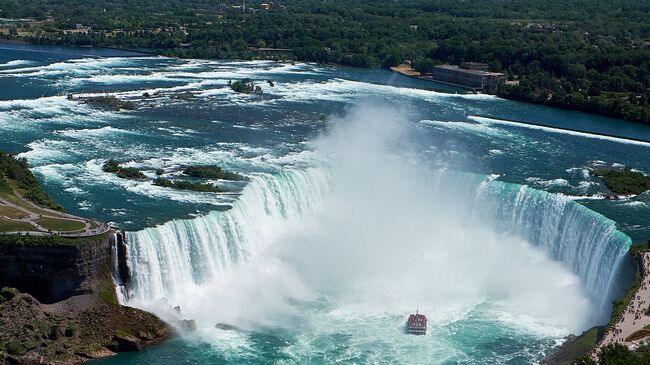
[0, 204, 28, 219]
[0, 218, 34, 232]
[37, 217, 85, 232]
[0, 190, 50, 217]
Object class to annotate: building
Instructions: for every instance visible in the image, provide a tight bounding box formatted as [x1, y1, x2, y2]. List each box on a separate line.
[428, 63, 506, 94]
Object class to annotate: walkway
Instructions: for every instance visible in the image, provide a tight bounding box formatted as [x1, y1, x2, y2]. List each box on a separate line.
[0, 191, 110, 237]
[594, 250, 650, 353]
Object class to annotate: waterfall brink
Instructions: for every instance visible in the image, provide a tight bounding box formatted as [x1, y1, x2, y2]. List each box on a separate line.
[123, 167, 631, 316]
[124, 167, 331, 302]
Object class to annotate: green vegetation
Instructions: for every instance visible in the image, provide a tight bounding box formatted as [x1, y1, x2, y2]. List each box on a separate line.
[2, 0, 650, 123]
[102, 160, 145, 180]
[183, 165, 246, 181]
[0, 152, 62, 211]
[229, 79, 262, 94]
[544, 326, 602, 365]
[101, 159, 121, 173]
[98, 276, 118, 306]
[0, 232, 110, 246]
[36, 217, 85, 232]
[117, 167, 146, 179]
[153, 177, 220, 193]
[574, 342, 650, 364]
[0, 219, 34, 232]
[592, 166, 650, 195]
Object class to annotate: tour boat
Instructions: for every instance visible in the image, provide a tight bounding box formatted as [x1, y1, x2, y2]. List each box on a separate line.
[406, 310, 427, 335]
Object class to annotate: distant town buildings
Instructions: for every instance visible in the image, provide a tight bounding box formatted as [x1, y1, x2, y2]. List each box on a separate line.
[63, 24, 92, 34]
[427, 62, 506, 94]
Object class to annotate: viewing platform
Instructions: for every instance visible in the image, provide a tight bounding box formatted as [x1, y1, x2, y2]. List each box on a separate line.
[0, 190, 109, 237]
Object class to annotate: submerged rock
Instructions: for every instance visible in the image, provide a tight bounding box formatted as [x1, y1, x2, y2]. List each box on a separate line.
[108, 332, 142, 352]
[215, 323, 242, 332]
[180, 319, 197, 332]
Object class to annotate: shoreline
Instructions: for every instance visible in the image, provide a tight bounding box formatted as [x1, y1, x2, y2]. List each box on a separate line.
[0, 40, 153, 58]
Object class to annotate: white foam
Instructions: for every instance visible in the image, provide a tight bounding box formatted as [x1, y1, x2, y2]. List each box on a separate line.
[526, 177, 570, 188]
[470, 116, 650, 147]
[0, 59, 36, 68]
[420, 119, 513, 138]
[56, 126, 139, 139]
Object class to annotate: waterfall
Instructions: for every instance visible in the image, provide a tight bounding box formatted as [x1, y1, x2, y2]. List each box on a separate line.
[124, 167, 330, 301]
[122, 167, 631, 314]
[444, 171, 632, 309]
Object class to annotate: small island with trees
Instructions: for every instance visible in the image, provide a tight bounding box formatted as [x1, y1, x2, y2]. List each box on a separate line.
[183, 165, 247, 181]
[102, 160, 146, 180]
[592, 166, 650, 196]
[102, 160, 246, 193]
[153, 177, 220, 193]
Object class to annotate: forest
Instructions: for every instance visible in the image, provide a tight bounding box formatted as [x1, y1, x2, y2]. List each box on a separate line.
[1, 0, 649, 124]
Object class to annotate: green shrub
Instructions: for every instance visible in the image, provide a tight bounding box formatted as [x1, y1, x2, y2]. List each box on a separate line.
[592, 166, 650, 195]
[153, 177, 220, 192]
[183, 165, 246, 181]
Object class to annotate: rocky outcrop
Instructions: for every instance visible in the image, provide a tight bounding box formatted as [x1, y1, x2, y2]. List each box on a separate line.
[113, 231, 132, 294]
[0, 290, 169, 365]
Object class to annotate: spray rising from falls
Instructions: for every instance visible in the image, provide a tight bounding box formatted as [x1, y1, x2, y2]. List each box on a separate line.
[122, 104, 631, 337]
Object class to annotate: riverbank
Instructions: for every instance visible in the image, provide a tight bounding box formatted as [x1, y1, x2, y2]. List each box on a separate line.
[594, 248, 650, 351]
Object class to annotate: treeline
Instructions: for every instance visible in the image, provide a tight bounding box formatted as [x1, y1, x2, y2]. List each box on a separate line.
[575, 342, 650, 364]
[2, 0, 650, 123]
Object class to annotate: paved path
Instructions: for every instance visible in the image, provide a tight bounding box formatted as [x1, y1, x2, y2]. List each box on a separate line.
[594, 250, 650, 353]
[0, 191, 110, 237]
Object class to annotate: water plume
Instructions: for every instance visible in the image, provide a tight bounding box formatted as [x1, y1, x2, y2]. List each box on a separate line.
[125, 103, 629, 339]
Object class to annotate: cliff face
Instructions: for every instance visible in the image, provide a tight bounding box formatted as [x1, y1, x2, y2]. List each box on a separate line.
[0, 234, 113, 304]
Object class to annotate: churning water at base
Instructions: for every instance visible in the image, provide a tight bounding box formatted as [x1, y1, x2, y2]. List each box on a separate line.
[119, 106, 631, 364]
